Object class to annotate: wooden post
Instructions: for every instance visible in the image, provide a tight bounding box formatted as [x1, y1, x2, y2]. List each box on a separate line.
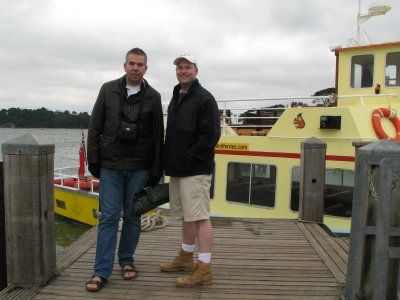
[2, 133, 56, 286]
[345, 140, 400, 300]
[298, 137, 326, 223]
[0, 162, 7, 290]
[352, 141, 370, 157]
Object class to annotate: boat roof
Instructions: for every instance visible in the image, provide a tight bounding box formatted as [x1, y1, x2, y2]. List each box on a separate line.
[334, 41, 400, 52]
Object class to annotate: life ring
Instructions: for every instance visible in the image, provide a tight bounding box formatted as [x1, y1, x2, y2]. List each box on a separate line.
[372, 108, 400, 141]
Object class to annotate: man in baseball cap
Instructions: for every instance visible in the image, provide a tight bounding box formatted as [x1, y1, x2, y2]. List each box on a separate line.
[160, 54, 220, 288]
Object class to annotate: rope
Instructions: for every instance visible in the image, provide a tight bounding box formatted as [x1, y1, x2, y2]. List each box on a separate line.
[389, 108, 397, 119]
[141, 210, 168, 232]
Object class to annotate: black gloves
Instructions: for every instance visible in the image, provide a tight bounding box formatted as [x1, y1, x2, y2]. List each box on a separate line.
[88, 163, 100, 178]
[147, 175, 161, 187]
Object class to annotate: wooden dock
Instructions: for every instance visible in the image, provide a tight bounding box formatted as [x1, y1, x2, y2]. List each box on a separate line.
[0, 217, 349, 300]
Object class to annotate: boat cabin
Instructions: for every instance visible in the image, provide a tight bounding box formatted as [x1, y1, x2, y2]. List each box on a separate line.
[211, 41, 400, 233]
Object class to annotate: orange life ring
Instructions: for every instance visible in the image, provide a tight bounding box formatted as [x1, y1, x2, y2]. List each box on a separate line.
[372, 108, 400, 141]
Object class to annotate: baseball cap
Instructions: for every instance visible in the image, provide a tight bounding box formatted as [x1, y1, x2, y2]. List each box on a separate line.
[173, 54, 198, 66]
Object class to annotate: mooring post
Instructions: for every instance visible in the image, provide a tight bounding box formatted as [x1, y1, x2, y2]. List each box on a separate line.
[345, 140, 400, 300]
[298, 137, 326, 223]
[352, 141, 370, 157]
[0, 161, 7, 290]
[2, 133, 56, 286]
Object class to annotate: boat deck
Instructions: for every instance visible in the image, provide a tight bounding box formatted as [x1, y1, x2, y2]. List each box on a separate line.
[0, 217, 349, 300]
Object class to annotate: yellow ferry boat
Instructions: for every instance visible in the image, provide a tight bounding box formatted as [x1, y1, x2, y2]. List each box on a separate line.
[54, 20, 400, 232]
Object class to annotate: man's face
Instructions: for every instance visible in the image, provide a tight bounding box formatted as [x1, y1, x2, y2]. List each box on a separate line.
[176, 59, 198, 85]
[124, 54, 148, 86]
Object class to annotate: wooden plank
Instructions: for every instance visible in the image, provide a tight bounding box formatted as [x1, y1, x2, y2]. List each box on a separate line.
[311, 223, 349, 267]
[333, 236, 350, 253]
[56, 225, 98, 274]
[2, 217, 348, 299]
[0, 224, 97, 300]
[298, 222, 347, 284]
[0, 286, 41, 300]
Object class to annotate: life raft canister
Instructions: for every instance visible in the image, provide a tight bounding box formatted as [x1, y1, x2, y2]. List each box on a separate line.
[372, 108, 400, 141]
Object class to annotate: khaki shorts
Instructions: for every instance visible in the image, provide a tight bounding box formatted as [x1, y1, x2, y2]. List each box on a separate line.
[169, 175, 211, 222]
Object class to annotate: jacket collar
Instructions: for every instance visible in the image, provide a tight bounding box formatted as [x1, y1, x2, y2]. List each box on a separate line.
[173, 78, 200, 97]
[113, 75, 149, 98]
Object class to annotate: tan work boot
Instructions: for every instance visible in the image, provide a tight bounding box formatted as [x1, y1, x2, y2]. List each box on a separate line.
[160, 249, 194, 272]
[175, 261, 212, 288]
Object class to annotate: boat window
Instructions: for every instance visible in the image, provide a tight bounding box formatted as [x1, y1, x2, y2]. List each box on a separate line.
[385, 51, 400, 87]
[290, 167, 354, 218]
[226, 162, 276, 207]
[351, 54, 374, 88]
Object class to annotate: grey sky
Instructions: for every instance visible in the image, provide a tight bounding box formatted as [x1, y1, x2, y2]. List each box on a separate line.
[0, 0, 398, 113]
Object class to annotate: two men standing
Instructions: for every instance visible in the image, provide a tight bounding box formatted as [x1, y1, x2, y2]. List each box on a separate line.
[86, 49, 220, 291]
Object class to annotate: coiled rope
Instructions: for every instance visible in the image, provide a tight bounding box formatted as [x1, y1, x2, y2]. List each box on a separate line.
[141, 210, 168, 232]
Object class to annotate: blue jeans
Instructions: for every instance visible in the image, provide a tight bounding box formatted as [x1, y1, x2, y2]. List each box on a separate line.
[93, 168, 149, 279]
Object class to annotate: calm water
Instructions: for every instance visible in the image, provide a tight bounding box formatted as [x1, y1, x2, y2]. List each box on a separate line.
[0, 128, 88, 169]
[1, 128, 91, 252]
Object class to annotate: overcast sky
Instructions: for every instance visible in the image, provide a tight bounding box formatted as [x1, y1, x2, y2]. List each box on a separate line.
[1, 0, 399, 113]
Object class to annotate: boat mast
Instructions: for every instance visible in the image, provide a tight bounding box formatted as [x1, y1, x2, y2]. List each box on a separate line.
[356, 0, 391, 45]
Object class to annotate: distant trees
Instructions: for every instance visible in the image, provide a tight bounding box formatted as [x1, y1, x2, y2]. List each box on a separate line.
[313, 87, 335, 96]
[0, 107, 90, 128]
[312, 87, 336, 106]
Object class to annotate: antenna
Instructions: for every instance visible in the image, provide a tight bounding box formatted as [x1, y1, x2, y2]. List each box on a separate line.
[356, 0, 391, 45]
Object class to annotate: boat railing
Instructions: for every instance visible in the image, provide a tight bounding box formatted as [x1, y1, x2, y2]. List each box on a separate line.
[54, 166, 99, 193]
[337, 93, 398, 105]
[216, 95, 335, 135]
[54, 166, 80, 176]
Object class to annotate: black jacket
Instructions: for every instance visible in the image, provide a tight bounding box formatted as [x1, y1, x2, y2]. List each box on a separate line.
[164, 79, 220, 177]
[87, 75, 164, 177]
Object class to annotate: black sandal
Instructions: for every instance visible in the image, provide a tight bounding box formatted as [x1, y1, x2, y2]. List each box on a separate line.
[86, 275, 107, 292]
[121, 264, 138, 280]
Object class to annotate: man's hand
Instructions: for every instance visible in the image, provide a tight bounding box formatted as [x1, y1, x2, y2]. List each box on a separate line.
[147, 175, 161, 187]
[88, 164, 100, 178]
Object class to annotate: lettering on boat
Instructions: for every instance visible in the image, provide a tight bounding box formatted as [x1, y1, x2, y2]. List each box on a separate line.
[215, 143, 249, 151]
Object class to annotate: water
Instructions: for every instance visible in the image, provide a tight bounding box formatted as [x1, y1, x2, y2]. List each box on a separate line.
[55, 215, 91, 253]
[0, 128, 88, 169]
[1, 128, 91, 252]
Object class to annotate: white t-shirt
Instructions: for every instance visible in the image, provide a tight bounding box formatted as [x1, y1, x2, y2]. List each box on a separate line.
[126, 85, 140, 97]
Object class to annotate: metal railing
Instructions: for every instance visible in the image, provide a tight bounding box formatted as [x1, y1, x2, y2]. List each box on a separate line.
[216, 95, 335, 133]
[54, 166, 99, 193]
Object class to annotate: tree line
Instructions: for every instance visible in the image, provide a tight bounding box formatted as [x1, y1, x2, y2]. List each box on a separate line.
[0, 107, 90, 128]
[0, 88, 335, 129]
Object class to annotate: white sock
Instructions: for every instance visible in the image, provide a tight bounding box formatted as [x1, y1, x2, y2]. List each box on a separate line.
[198, 252, 211, 263]
[181, 243, 194, 253]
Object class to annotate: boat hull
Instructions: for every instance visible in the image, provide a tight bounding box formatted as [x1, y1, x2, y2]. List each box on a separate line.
[54, 186, 99, 226]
